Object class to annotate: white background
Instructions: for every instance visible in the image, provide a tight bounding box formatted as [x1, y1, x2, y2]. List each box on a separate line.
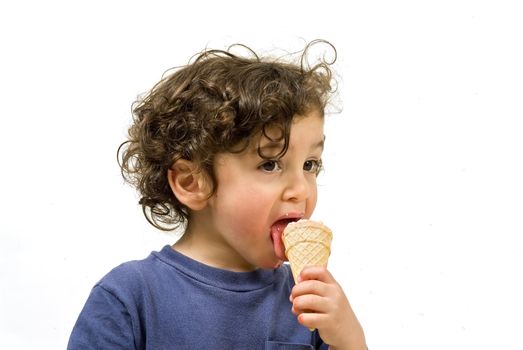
[1, 1, 522, 349]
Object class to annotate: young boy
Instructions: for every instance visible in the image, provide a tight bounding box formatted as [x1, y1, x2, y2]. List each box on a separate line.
[68, 41, 367, 350]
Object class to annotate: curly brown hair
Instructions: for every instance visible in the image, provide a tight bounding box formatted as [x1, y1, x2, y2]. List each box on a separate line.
[118, 40, 337, 231]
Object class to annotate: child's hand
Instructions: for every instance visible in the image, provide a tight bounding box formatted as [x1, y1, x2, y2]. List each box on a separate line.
[290, 266, 367, 350]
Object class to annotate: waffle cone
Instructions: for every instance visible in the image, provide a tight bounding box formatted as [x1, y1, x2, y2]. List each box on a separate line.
[282, 219, 333, 283]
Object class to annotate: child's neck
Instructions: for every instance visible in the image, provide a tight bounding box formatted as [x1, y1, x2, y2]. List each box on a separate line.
[172, 219, 257, 272]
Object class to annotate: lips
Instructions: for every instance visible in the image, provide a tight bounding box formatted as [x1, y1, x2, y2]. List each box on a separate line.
[270, 216, 301, 261]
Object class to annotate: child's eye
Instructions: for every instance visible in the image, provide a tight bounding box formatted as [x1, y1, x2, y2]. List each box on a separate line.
[259, 160, 281, 172]
[303, 159, 323, 175]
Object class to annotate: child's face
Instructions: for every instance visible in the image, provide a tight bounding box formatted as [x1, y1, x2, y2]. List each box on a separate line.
[198, 110, 324, 271]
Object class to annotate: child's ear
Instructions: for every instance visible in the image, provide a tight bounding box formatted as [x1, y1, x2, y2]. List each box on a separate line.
[167, 159, 210, 211]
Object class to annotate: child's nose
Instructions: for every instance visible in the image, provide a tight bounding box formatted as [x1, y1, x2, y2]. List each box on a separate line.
[281, 170, 310, 202]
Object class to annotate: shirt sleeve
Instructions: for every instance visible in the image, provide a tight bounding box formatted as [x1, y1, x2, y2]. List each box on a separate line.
[67, 285, 137, 350]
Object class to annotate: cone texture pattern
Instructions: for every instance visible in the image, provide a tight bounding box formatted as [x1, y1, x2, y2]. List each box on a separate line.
[282, 220, 332, 283]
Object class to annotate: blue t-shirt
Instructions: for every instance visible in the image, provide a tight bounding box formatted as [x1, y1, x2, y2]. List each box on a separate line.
[68, 245, 328, 349]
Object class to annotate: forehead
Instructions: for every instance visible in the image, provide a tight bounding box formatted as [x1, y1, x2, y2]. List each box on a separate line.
[254, 111, 325, 156]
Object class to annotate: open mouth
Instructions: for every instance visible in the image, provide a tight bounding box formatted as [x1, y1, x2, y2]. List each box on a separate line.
[270, 217, 301, 261]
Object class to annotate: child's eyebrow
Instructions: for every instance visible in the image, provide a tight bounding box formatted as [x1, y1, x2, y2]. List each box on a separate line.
[256, 136, 325, 156]
[313, 137, 325, 151]
[308, 136, 326, 153]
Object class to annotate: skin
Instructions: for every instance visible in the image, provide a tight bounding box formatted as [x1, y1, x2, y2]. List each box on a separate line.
[291, 267, 367, 349]
[169, 110, 366, 349]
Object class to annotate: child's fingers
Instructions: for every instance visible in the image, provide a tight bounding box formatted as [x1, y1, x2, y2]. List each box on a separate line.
[291, 279, 328, 300]
[297, 312, 329, 330]
[290, 266, 337, 301]
[291, 293, 329, 315]
[298, 266, 335, 284]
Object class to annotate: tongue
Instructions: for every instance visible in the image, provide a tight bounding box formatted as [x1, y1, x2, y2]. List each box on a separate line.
[271, 220, 291, 261]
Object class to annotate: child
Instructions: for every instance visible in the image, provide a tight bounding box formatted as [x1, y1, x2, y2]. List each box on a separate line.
[68, 40, 367, 350]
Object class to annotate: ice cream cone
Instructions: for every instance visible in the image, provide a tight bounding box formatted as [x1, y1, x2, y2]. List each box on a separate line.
[282, 219, 333, 284]
[283, 219, 332, 331]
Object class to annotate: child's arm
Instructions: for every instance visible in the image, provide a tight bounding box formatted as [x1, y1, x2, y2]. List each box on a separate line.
[290, 266, 367, 350]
